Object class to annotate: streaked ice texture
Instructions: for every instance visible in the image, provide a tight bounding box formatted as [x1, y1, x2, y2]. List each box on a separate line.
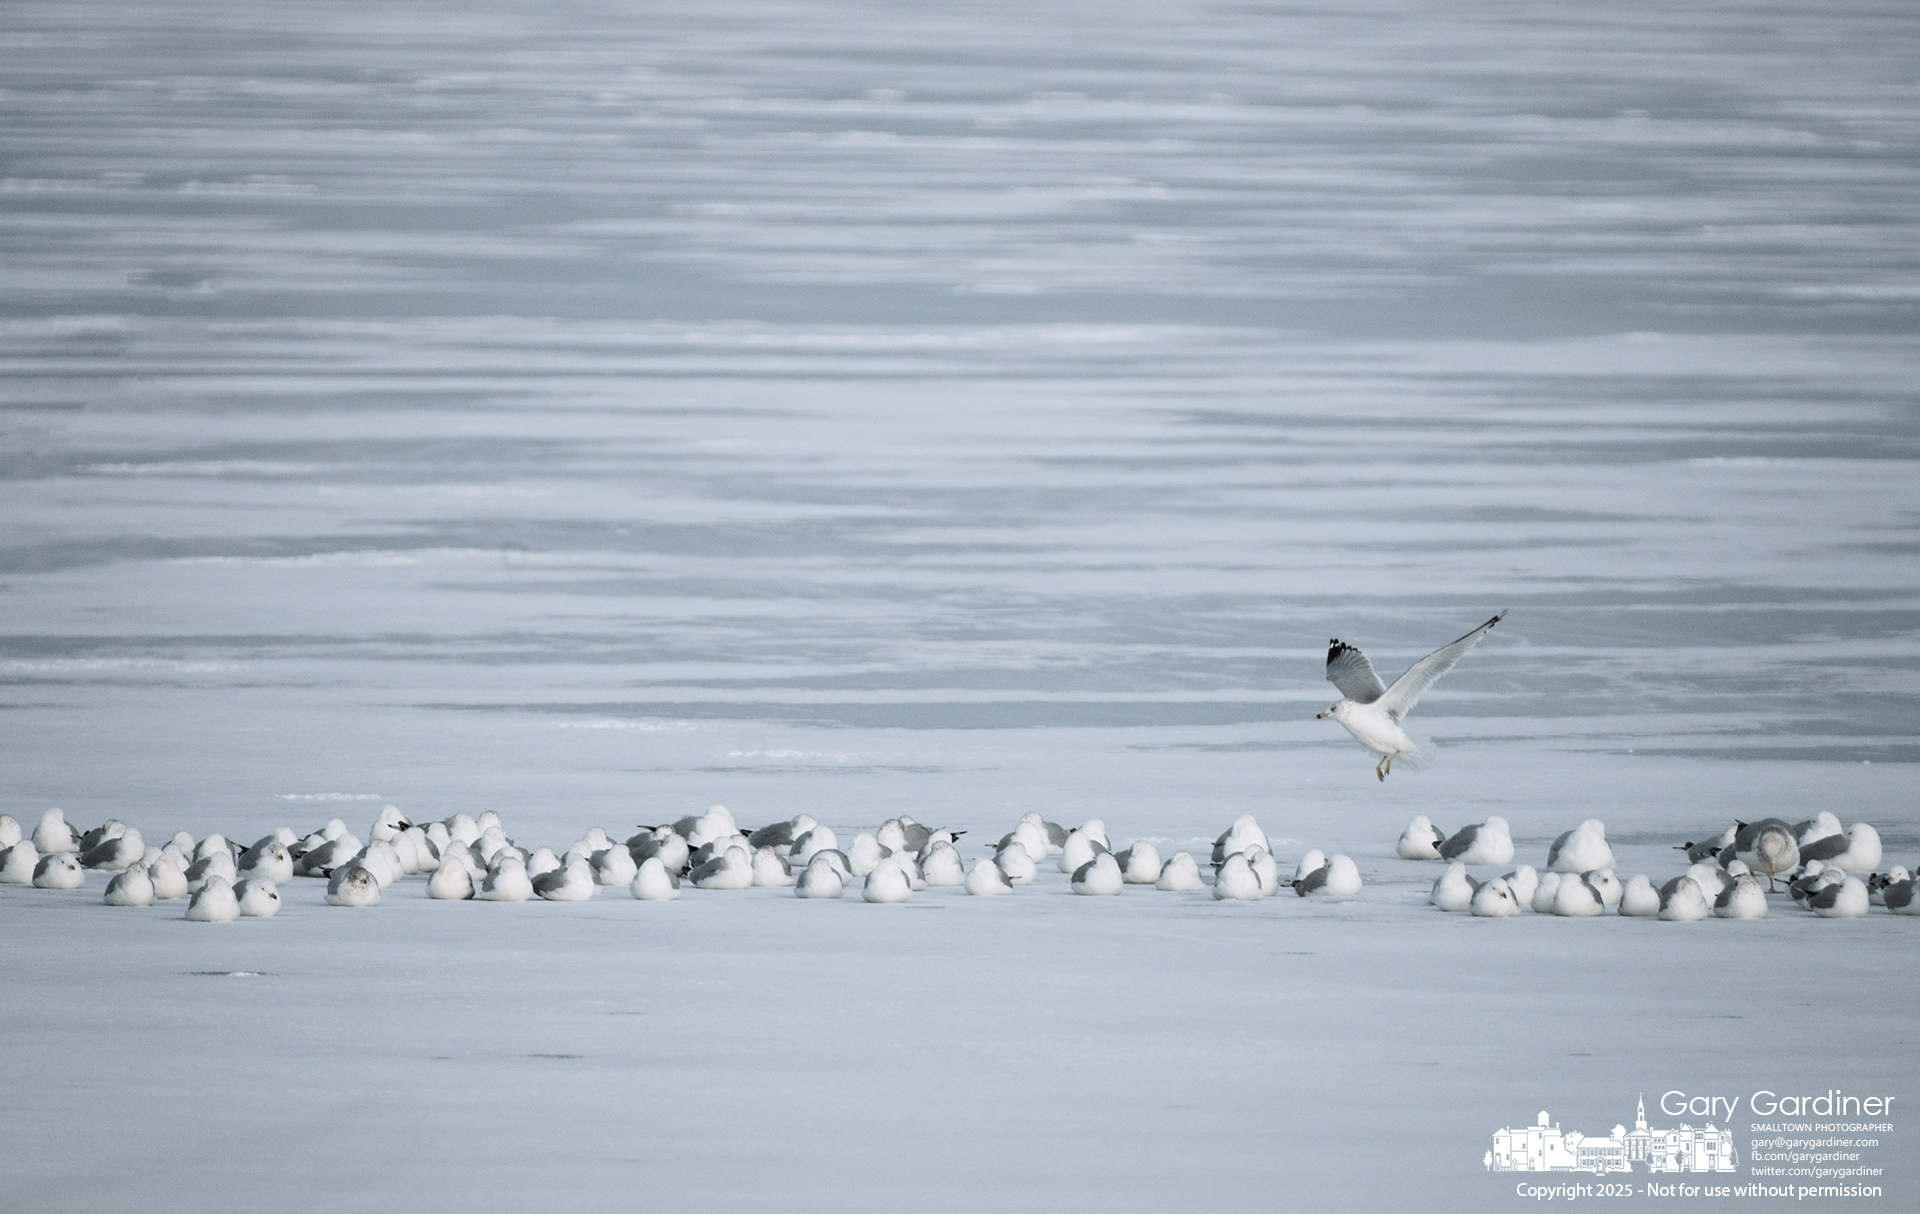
[2, 1, 1916, 1210]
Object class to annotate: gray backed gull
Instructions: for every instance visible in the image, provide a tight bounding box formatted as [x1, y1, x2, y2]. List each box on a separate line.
[1317, 613, 1505, 780]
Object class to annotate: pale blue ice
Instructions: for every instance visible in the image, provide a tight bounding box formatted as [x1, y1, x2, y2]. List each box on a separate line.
[2, 1, 1916, 1209]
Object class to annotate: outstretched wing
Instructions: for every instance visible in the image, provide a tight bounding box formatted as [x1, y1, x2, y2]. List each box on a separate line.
[1375, 612, 1506, 721]
[1325, 640, 1388, 703]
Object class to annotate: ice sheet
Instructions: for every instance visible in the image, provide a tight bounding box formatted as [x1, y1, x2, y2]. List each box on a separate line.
[2, 0, 1916, 1209]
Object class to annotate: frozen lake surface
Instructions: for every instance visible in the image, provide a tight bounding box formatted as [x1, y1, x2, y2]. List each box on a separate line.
[3, 1, 1917, 1209]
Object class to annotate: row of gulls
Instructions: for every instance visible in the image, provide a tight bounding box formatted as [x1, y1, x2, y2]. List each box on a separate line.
[1395, 815, 1516, 866]
[1208, 816, 1363, 900]
[1414, 817, 1912, 922]
[1, 806, 1371, 915]
[1674, 814, 1882, 885]
[8, 803, 1901, 921]
[0, 809, 289, 920]
[1658, 815, 1895, 917]
[1397, 815, 1613, 873]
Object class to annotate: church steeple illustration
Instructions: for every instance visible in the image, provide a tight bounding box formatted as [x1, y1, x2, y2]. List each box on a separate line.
[1489, 1096, 1735, 1174]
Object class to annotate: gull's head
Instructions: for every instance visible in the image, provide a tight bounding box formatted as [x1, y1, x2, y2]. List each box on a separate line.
[1316, 700, 1352, 721]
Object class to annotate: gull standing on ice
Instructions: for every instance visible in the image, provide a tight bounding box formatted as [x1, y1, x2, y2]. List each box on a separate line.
[1317, 613, 1505, 780]
[1732, 819, 1799, 889]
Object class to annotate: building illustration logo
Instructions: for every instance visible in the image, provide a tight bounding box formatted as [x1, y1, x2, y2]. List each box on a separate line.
[1487, 1097, 1738, 1174]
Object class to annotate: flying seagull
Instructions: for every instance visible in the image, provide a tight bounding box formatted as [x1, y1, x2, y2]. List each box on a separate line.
[1316, 613, 1506, 780]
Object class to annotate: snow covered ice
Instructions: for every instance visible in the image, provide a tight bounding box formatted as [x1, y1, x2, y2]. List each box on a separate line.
[3, 0, 1919, 1210]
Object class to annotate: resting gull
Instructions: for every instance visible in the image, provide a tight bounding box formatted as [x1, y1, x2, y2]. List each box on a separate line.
[427, 853, 475, 900]
[103, 864, 155, 907]
[1155, 851, 1205, 892]
[1430, 862, 1476, 912]
[1295, 854, 1362, 898]
[1071, 853, 1124, 896]
[994, 842, 1038, 885]
[186, 875, 240, 922]
[1212, 853, 1262, 901]
[1439, 817, 1513, 867]
[1809, 875, 1868, 919]
[862, 862, 911, 903]
[633, 856, 684, 900]
[1113, 842, 1162, 885]
[1658, 877, 1709, 922]
[1618, 875, 1660, 917]
[1395, 815, 1445, 861]
[1469, 877, 1519, 917]
[964, 858, 1013, 896]
[1713, 873, 1768, 919]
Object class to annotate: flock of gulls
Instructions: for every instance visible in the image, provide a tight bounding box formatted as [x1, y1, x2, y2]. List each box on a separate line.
[0, 804, 1359, 916]
[0, 802, 1910, 923]
[8, 616, 1906, 926]
[4, 616, 1527, 920]
[1402, 812, 1912, 920]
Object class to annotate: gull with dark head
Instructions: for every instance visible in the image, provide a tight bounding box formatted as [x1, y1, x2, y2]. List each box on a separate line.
[1316, 613, 1506, 780]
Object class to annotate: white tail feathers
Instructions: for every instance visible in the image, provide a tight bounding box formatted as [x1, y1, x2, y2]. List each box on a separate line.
[1394, 733, 1437, 771]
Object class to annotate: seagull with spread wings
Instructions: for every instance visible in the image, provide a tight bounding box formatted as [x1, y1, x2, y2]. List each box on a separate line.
[1315, 613, 1506, 781]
